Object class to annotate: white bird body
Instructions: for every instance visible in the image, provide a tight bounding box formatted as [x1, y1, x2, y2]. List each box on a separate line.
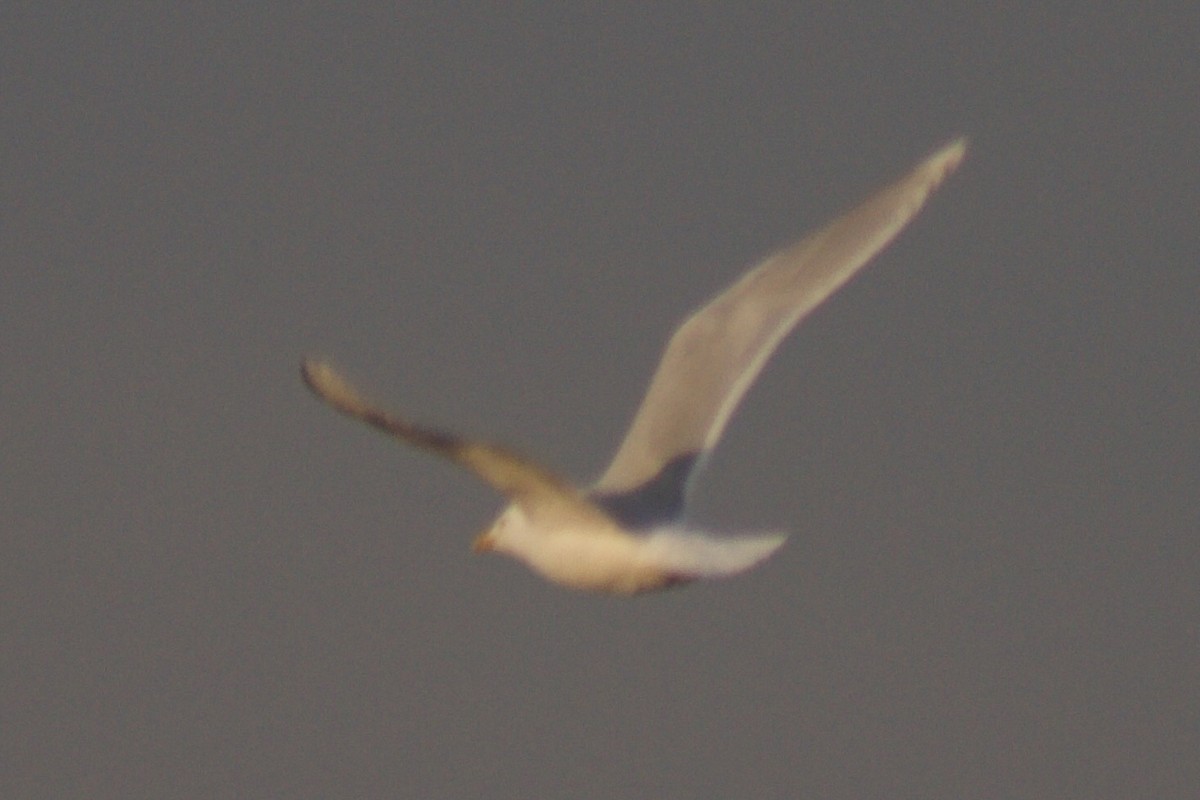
[303, 139, 965, 594]
[477, 504, 785, 593]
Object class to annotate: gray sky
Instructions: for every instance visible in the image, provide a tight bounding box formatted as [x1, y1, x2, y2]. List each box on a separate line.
[4, 6, 1197, 798]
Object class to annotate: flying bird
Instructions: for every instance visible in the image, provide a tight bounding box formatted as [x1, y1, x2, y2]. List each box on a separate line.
[302, 138, 965, 594]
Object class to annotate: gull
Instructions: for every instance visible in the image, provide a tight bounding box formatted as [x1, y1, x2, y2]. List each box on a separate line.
[302, 138, 965, 594]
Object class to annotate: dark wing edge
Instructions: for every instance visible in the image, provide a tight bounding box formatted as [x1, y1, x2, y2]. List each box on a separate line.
[300, 358, 582, 507]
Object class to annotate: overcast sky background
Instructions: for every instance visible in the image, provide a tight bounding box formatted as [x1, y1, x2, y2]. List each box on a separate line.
[4, 6, 1197, 799]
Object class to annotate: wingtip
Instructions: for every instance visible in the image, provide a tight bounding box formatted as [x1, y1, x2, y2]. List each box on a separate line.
[927, 136, 968, 176]
[299, 356, 330, 394]
[300, 357, 363, 409]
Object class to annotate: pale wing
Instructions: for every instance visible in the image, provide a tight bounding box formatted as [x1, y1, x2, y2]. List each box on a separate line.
[301, 359, 583, 511]
[594, 138, 966, 495]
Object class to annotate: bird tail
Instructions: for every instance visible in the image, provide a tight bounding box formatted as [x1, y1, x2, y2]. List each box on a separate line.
[639, 527, 787, 579]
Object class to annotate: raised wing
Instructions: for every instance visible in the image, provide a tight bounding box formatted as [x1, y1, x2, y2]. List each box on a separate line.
[301, 359, 587, 516]
[593, 138, 966, 496]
